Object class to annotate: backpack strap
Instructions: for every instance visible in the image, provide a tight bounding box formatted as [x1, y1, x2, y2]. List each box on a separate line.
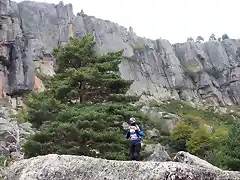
[135, 125, 141, 138]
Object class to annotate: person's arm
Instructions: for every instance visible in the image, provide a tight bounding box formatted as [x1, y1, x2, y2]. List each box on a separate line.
[136, 125, 145, 136]
[125, 131, 130, 139]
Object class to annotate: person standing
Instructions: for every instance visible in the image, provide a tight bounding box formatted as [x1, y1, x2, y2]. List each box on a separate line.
[125, 117, 145, 161]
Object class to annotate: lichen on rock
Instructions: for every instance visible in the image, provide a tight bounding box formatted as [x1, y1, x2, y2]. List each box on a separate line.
[4, 152, 240, 180]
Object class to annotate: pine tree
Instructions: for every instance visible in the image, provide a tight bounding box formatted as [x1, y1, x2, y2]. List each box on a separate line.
[51, 35, 135, 104]
[221, 121, 240, 170]
[23, 34, 149, 160]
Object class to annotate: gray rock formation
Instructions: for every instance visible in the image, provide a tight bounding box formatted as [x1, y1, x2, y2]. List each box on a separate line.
[144, 143, 171, 162]
[174, 151, 221, 171]
[140, 105, 180, 134]
[5, 152, 240, 180]
[1, 0, 240, 108]
[0, 105, 33, 158]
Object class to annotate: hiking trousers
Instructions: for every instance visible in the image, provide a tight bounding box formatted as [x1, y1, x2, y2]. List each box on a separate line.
[130, 140, 141, 161]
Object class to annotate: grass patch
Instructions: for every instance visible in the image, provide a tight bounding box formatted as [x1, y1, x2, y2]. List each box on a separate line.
[151, 100, 238, 126]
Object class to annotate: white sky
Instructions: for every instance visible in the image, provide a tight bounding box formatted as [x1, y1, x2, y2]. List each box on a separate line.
[15, 0, 240, 44]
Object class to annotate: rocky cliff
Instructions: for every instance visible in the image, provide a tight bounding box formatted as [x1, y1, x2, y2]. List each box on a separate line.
[4, 151, 240, 180]
[1, 0, 240, 108]
[0, 105, 32, 159]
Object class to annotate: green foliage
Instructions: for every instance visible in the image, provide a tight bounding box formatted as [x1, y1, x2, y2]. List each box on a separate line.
[186, 126, 212, 157]
[219, 121, 240, 171]
[49, 35, 132, 104]
[162, 100, 240, 169]
[168, 122, 194, 151]
[23, 34, 150, 161]
[204, 131, 228, 170]
[181, 114, 202, 127]
[25, 91, 66, 128]
[156, 100, 237, 125]
[9, 108, 28, 123]
[169, 122, 228, 163]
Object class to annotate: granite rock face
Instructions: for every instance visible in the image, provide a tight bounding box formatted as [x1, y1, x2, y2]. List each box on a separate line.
[0, 105, 33, 159]
[5, 153, 240, 180]
[174, 151, 222, 171]
[1, 0, 240, 107]
[144, 143, 171, 162]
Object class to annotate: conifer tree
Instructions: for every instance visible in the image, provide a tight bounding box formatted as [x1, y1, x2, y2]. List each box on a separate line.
[23, 34, 148, 160]
[221, 121, 240, 170]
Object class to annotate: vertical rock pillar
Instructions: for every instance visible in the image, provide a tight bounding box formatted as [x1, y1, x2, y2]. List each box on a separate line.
[68, 20, 73, 39]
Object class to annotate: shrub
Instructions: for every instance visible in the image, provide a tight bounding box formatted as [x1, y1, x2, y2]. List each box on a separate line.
[168, 122, 195, 151]
[186, 126, 212, 157]
[220, 121, 240, 170]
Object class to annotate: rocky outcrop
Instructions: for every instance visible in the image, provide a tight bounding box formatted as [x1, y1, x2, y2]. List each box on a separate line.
[140, 105, 180, 135]
[0, 105, 33, 158]
[1, 0, 240, 108]
[174, 151, 222, 171]
[0, 0, 55, 104]
[173, 151, 240, 179]
[144, 143, 171, 162]
[4, 152, 240, 180]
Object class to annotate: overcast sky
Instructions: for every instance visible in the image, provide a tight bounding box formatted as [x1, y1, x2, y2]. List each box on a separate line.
[15, 0, 239, 44]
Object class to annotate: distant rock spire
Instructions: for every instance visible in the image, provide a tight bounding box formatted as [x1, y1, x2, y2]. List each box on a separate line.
[68, 20, 73, 38]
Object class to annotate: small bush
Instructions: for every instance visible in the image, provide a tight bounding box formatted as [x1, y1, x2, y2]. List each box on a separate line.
[168, 122, 195, 151]
[186, 126, 212, 157]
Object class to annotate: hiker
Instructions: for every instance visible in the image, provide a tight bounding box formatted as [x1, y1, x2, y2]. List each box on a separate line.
[125, 117, 145, 161]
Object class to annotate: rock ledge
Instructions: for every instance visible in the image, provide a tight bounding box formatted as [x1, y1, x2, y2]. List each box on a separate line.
[5, 152, 240, 180]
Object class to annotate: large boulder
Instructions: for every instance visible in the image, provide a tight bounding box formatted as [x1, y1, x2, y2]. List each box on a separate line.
[140, 105, 180, 135]
[4, 153, 240, 180]
[144, 143, 171, 162]
[174, 151, 221, 171]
